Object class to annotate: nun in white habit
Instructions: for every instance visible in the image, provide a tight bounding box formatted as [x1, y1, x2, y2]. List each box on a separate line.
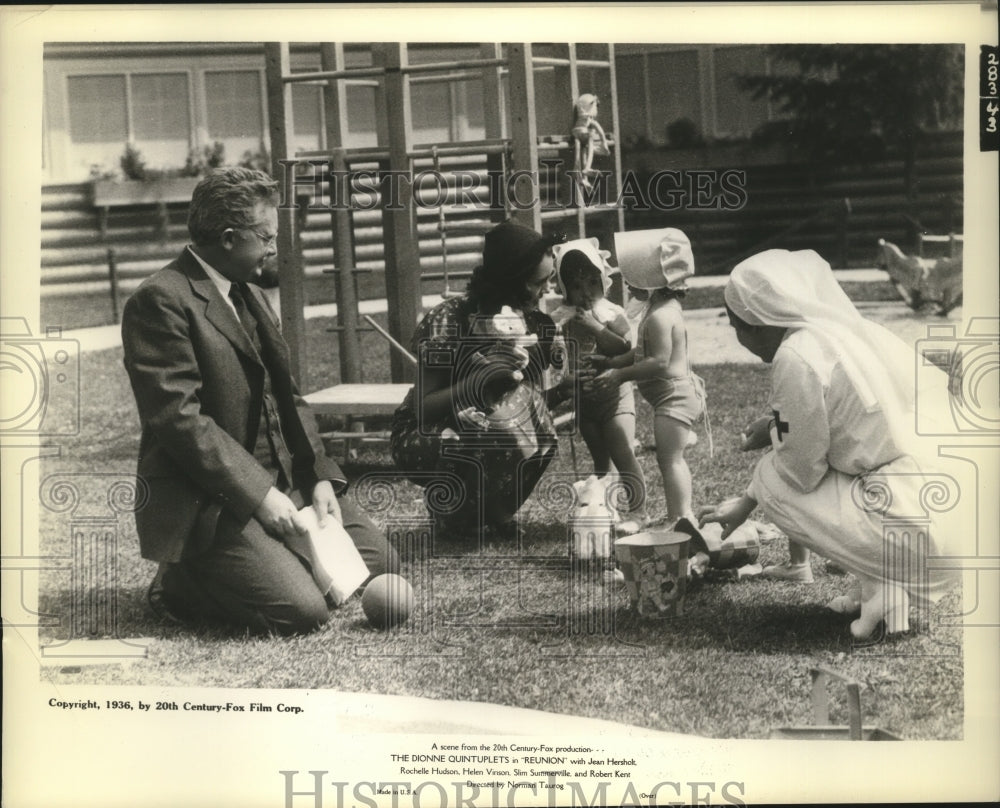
[699, 249, 959, 639]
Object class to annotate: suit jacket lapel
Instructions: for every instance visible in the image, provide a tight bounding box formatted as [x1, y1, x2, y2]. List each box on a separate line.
[179, 249, 262, 364]
[244, 285, 291, 381]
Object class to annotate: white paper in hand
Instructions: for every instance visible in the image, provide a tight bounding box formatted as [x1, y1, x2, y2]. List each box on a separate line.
[286, 507, 370, 605]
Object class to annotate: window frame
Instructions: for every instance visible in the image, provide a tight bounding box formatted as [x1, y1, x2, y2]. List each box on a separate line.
[63, 67, 196, 155]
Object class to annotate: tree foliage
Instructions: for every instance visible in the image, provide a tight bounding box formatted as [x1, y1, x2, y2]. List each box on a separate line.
[739, 45, 964, 169]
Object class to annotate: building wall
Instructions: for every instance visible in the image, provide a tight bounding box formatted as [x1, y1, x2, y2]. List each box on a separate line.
[43, 42, 497, 183]
[42, 42, 782, 184]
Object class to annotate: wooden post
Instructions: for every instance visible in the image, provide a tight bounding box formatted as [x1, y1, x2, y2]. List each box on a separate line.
[264, 42, 308, 387]
[568, 43, 586, 238]
[480, 43, 507, 224]
[320, 44, 362, 385]
[607, 43, 626, 234]
[372, 43, 421, 383]
[106, 247, 120, 324]
[506, 44, 542, 232]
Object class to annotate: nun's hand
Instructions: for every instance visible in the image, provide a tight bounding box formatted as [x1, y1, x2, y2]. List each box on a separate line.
[697, 495, 756, 540]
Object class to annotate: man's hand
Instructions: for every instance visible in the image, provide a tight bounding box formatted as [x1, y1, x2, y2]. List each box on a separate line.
[311, 480, 342, 528]
[254, 487, 308, 539]
[740, 415, 772, 451]
[697, 495, 756, 539]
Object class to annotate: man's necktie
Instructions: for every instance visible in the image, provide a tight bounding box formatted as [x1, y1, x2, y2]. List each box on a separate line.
[229, 283, 255, 339]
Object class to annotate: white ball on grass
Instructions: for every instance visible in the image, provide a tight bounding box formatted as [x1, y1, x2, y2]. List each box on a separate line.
[361, 573, 414, 630]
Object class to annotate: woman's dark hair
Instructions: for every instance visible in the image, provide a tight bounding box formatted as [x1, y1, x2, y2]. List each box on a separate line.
[466, 221, 563, 312]
[466, 264, 537, 312]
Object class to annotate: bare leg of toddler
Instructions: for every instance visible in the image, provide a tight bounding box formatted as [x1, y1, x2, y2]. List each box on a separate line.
[653, 415, 695, 524]
[604, 414, 646, 519]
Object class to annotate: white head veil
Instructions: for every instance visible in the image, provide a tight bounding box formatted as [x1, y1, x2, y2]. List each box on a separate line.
[725, 249, 950, 455]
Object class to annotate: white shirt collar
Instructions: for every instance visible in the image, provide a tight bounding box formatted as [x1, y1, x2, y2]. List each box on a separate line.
[188, 245, 232, 299]
[188, 246, 245, 320]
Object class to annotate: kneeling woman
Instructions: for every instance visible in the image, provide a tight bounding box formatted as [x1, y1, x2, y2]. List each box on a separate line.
[391, 221, 574, 542]
[699, 249, 958, 639]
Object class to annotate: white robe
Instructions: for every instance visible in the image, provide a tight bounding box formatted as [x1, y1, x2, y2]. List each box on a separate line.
[748, 329, 958, 607]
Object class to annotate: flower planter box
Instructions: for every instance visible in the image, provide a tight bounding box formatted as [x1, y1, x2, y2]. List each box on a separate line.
[91, 176, 200, 241]
[91, 176, 200, 208]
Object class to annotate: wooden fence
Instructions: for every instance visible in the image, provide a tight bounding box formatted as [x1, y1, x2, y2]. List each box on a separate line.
[41, 132, 962, 304]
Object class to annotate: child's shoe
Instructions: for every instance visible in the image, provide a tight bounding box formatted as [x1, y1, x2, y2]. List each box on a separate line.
[687, 551, 711, 580]
[613, 513, 644, 536]
[761, 561, 814, 583]
[603, 567, 626, 587]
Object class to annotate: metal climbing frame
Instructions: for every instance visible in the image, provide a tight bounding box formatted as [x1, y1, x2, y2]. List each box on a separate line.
[264, 42, 624, 388]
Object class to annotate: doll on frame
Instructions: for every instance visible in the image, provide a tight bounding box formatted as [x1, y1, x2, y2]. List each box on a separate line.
[572, 93, 611, 191]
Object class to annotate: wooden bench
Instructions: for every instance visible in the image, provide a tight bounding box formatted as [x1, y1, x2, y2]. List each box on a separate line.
[304, 383, 578, 463]
[305, 383, 412, 416]
[304, 383, 411, 459]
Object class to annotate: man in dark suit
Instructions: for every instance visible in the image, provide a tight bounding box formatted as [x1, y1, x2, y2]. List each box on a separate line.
[122, 167, 397, 635]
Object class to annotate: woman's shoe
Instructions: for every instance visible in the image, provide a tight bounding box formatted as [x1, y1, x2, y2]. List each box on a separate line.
[827, 595, 862, 616]
[850, 583, 910, 639]
[828, 580, 863, 615]
[762, 561, 814, 583]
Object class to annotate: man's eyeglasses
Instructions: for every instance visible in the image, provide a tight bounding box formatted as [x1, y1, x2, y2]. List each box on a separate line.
[244, 227, 277, 250]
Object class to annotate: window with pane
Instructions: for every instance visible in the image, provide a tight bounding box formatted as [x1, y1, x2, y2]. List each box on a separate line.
[411, 81, 452, 145]
[291, 83, 323, 153]
[67, 74, 127, 175]
[132, 73, 191, 168]
[344, 84, 377, 147]
[460, 78, 486, 140]
[205, 70, 264, 164]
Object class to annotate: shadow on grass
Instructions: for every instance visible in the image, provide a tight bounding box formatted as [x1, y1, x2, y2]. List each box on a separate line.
[39, 585, 166, 641]
[38, 585, 271, 645]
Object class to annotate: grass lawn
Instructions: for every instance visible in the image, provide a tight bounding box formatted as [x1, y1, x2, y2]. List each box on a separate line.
[36, 312, 963, 740]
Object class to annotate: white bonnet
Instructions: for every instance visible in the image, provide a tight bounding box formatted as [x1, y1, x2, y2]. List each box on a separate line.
[613, 228, 694, 291]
